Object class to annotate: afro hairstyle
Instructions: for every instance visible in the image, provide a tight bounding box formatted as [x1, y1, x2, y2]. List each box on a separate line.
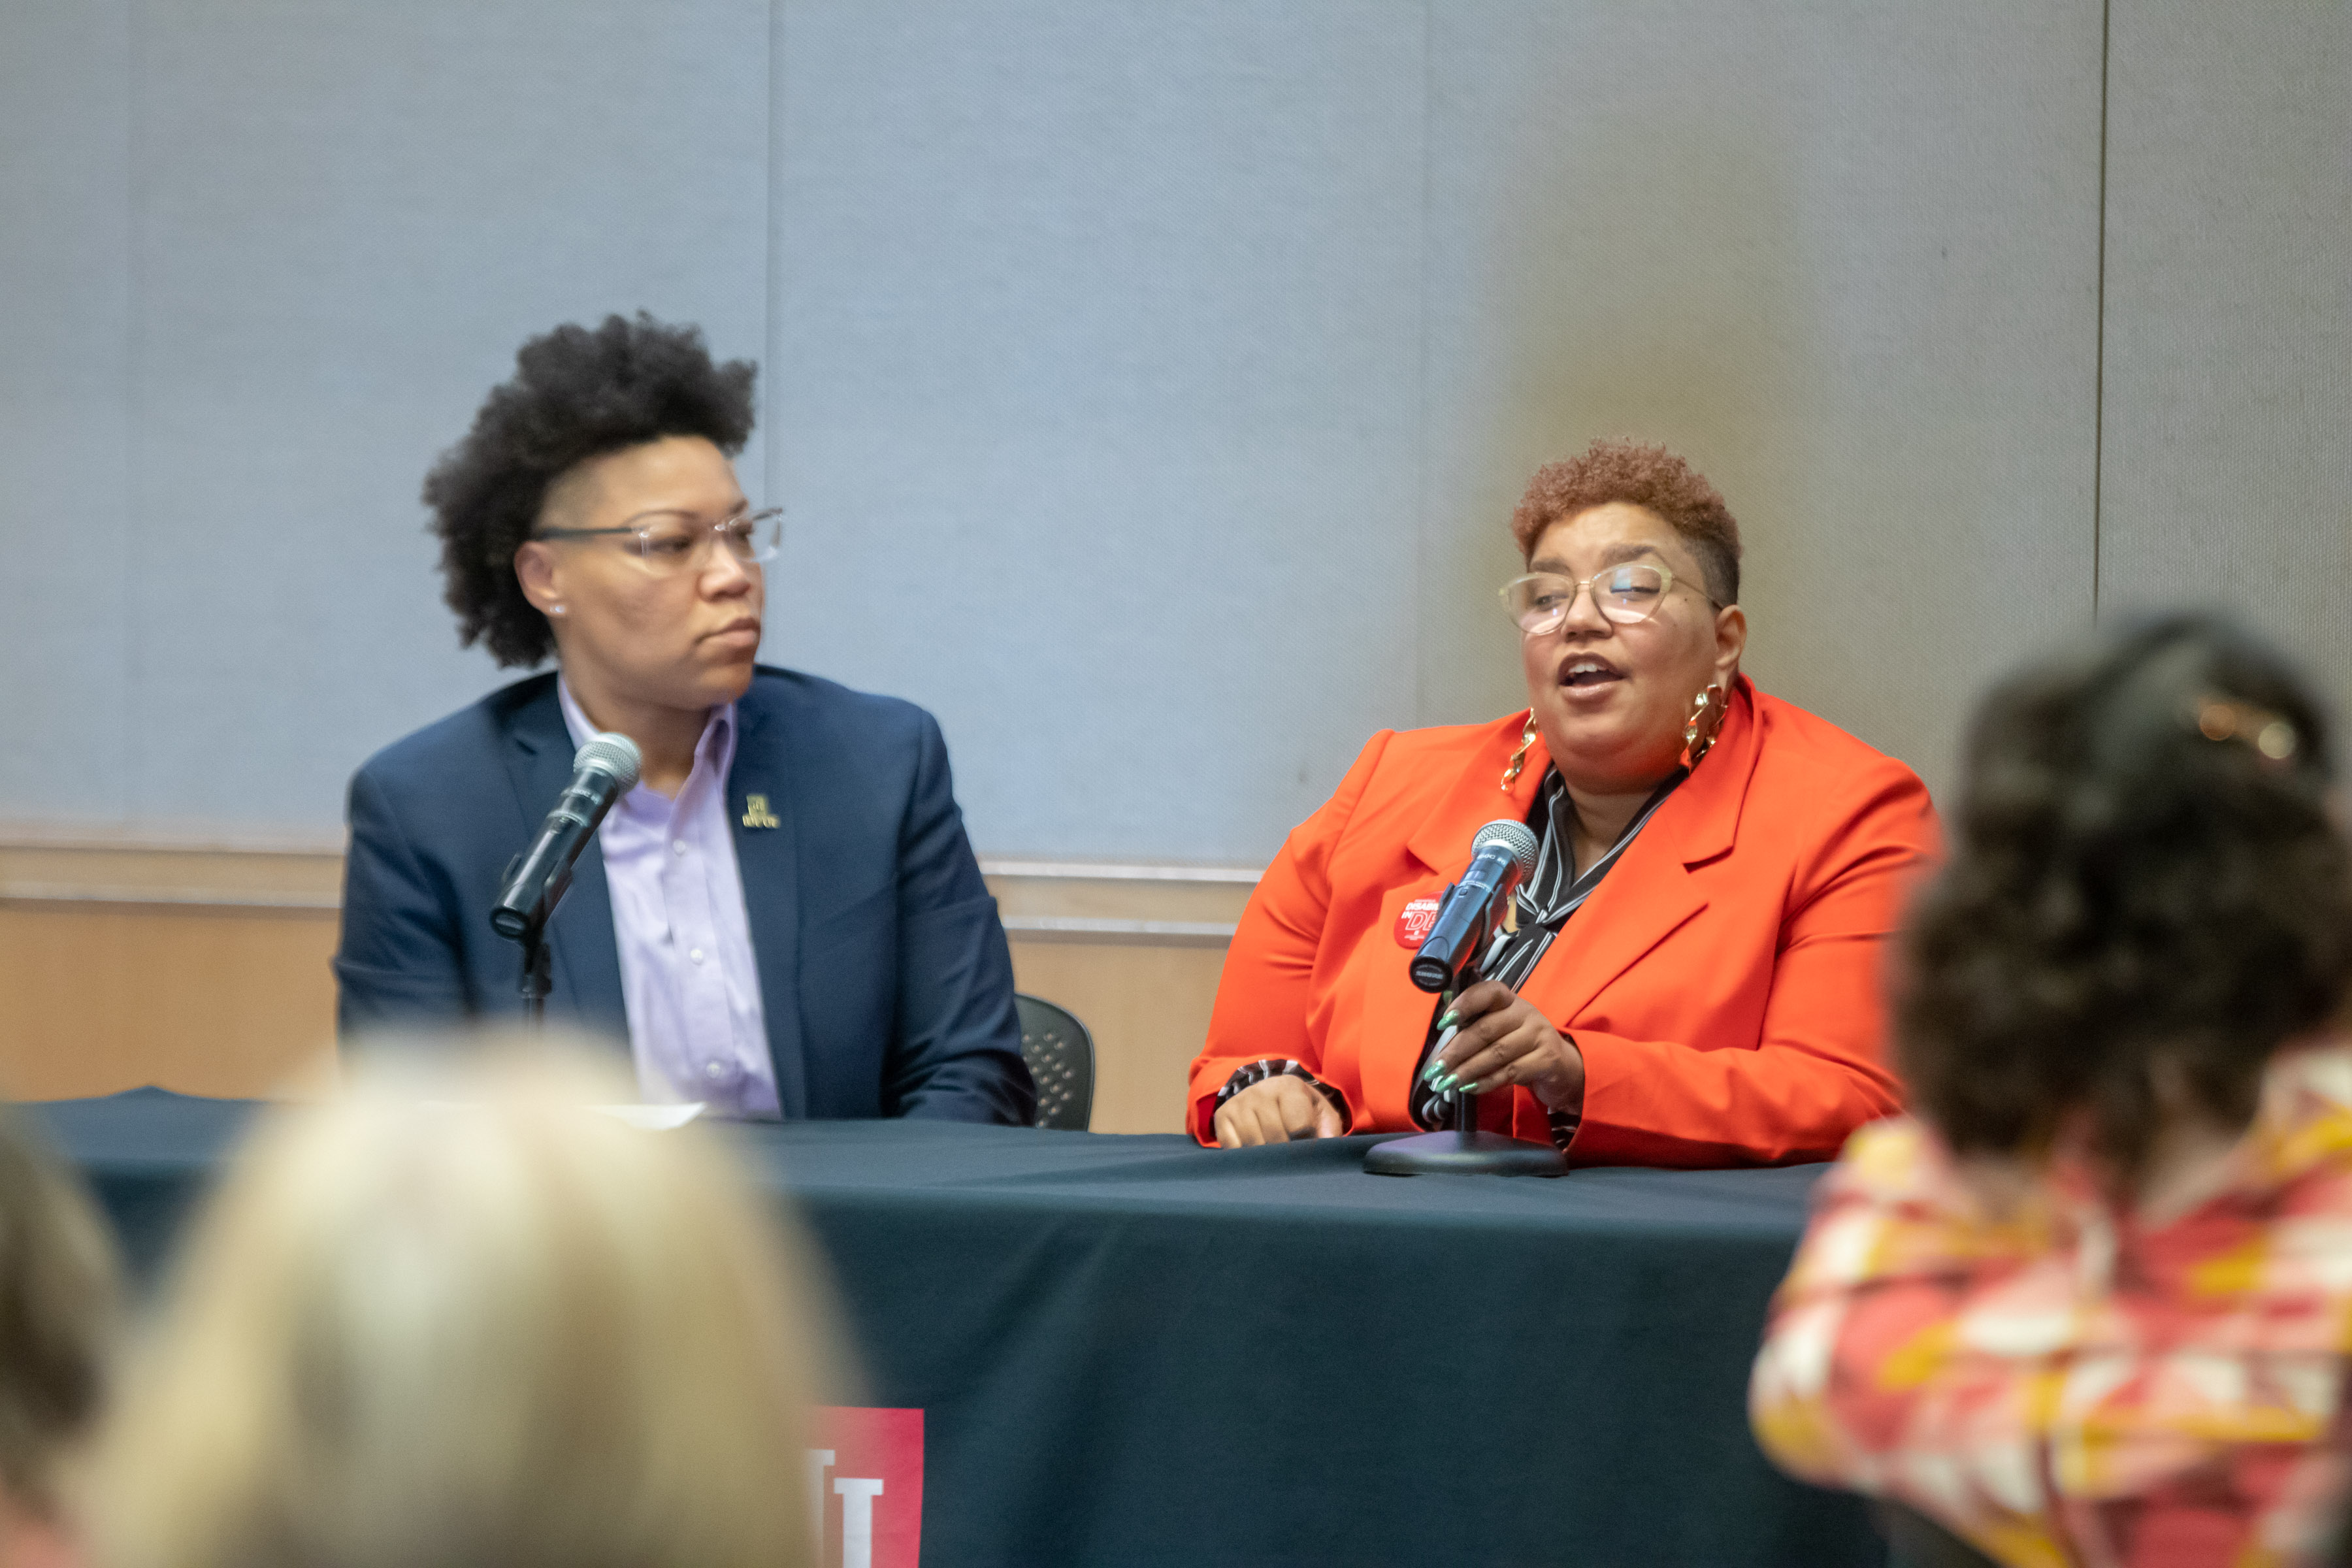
[423, 312, 757, 668]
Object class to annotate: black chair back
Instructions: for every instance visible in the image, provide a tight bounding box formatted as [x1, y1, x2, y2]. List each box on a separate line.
[1015, 993, 1096, 1131]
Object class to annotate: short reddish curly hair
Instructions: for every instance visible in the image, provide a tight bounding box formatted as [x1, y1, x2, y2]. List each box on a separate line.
[1509, 439, 1742, 604]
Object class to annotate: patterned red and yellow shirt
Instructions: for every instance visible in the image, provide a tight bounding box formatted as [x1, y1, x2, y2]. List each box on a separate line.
[1751, 1045, 2352, 1568]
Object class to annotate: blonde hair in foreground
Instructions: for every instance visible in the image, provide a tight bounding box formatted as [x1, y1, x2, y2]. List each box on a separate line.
[88, 1047, 830, 1568]
[0, 1111, 120, 1520]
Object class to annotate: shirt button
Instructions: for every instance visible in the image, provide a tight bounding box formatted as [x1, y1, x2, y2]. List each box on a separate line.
[672, 840, 688, 857]
[704, 1061, 727, 1082]
[689, 947, 705, 965]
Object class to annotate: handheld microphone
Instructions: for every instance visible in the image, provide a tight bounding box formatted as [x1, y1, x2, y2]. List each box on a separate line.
[489, 733, 642, 941]
[1408, 819, 1539, 993]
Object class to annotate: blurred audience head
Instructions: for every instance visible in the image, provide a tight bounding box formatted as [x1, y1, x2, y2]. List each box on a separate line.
[0, 1111, 120, 1563]
[1899, 611, 2352, 1175]
[90, 1046, 828, 1568]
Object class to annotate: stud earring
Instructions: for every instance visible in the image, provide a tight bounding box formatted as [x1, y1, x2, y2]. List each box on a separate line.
[547, 604, 566, 617]
[1501, 709, 1541, 791]
[1682, 683, 1728, 768]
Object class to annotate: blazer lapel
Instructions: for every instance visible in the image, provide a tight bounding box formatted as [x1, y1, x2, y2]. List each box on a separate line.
[728, 685, 808, 1119]
[502, 686, 627, 1038]
[1516, 676, 1764, 1028]
[1345, 717, 1559, 1127]
[1404, 715, 1558, 881]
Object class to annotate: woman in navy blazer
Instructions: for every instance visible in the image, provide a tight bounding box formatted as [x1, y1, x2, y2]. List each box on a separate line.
[335, 314, 1032, 1126]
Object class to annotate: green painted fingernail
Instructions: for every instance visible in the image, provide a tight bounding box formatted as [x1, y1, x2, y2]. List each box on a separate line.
[1433, 1073, 1458, 1093]
[1436, 1010, 1459, 1030]
[1420, 1062, 1444, 1084]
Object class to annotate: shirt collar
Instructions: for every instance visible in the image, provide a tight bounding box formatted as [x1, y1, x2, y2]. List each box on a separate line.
[1517, 764, 1685, 925]
[555, 676, 737, 792]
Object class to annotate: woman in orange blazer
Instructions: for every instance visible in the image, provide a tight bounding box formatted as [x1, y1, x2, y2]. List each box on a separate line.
[1190, 440, 1938, 1164]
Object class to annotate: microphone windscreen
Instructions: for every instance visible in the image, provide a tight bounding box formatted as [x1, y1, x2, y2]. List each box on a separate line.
[575, 732, 643, 793]
[1471, 818, 1539, 873]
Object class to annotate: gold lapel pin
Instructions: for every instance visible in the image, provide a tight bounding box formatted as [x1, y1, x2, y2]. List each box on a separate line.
[740, 793, 780, 830]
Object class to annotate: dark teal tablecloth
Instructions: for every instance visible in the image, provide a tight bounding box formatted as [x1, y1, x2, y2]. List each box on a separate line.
[25, 1088, 1882, 1568]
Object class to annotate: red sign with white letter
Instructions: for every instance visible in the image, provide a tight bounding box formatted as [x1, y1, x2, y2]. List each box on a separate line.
[1394, 895, 1442, 947]
[809, 1407, 924, 1568]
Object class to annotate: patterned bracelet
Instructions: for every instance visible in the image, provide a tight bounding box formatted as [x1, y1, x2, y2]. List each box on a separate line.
[1545, 1033, 1582, 1150]
[1215, 1059, 1353, 1132]
[1546, 1108, 1580, 1151]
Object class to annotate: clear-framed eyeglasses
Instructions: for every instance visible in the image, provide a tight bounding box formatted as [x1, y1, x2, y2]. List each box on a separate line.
[1498, 563, 1717, 634]
[533, 506, 783, 576]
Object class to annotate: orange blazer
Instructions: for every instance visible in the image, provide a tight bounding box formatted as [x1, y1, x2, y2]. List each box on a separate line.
[1188, 676, 1939, 1164]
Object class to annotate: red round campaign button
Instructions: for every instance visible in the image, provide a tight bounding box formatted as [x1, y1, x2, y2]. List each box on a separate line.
[1394, 895, 1441, 947]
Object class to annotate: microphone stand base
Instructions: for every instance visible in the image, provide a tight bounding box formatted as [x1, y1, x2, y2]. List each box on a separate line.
[1363, 1130, 1567, 1178]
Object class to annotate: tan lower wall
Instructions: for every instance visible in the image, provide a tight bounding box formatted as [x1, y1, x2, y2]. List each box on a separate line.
[0, 904, 341, 1101]
[0, 831, 1247, 1134]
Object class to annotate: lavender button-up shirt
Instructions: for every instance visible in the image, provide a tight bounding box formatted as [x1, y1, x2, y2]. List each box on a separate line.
[559, 679, 779, 1119]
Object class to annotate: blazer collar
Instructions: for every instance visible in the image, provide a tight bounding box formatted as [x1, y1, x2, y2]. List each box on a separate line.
[1661, 672, 1763, 870]
[501, 678, 625, 1033]
[725, 675, 808, 1117]
[1526, 676, 1763, 1024]
[507, 672, 566, 762]
[735, 676, 774, 743]
[1405, 714, 1558, 879]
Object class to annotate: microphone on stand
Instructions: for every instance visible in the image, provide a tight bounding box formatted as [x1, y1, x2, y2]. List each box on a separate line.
[1366, 817, 1567, 1179]
[490, 732, 641, 1020]
[1410, 820, 1538, 993]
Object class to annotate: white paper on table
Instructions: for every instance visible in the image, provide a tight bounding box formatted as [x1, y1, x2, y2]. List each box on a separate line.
[590, 1103, 707, 1131]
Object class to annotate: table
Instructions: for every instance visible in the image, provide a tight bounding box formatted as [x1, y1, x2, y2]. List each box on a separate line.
[27, 1089, 1882, 1568]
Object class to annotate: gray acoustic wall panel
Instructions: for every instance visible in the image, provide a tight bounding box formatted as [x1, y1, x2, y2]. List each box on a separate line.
[766, 0, 2104, 860]
[2099, 1, 2352, 718]
[0, 1, 134, 818]
[764, 0, 1427, 859]
[5, 1, 2327, 864]
[1416, 1, 2107, 802]
[118, 0, 770, 826]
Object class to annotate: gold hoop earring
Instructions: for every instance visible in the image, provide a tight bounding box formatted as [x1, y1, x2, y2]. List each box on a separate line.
[1501, 709, 1540, 791]
[1682, 683, 1727, 768]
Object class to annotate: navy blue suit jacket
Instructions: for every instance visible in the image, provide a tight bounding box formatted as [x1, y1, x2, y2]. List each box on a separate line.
[333, 666, 1034, 1124]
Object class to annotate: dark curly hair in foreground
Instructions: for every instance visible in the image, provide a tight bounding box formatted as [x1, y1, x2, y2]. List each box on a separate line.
[1899, 612, 2352, 1177]
[424, 314, 757, 668]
